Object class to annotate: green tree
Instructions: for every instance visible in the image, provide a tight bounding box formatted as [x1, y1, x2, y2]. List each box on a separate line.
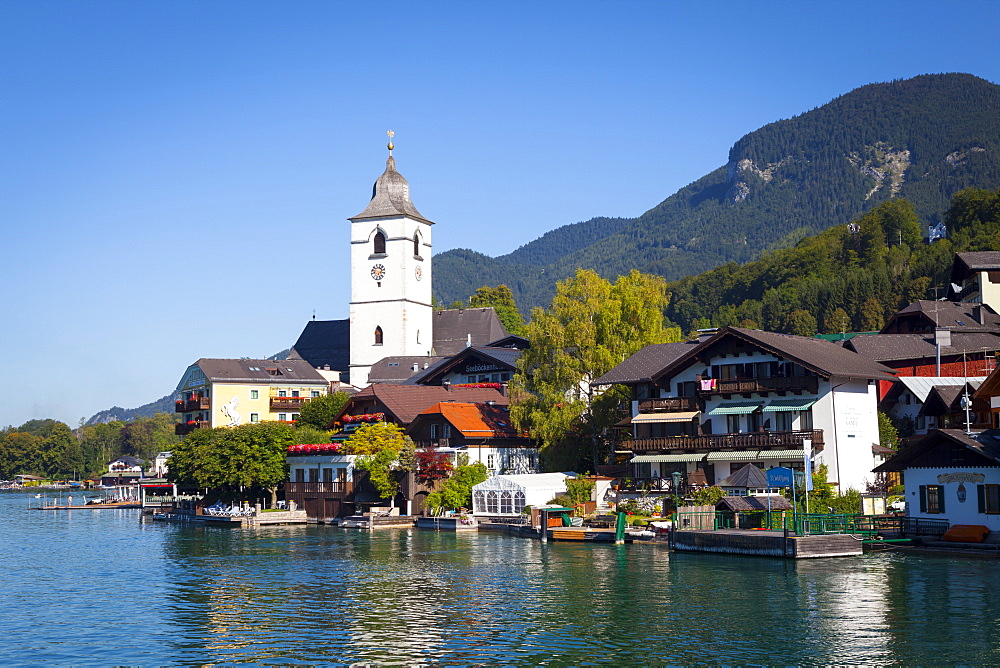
[511, 269, 681, 470]
[347, 422, 408, 501]
[784, 309, 818, 336]
[296, 392, 350, 431]
[565, 477, 595, 507]
[878, 411, 899, 450]
[168, 422, 294, 504]
[859, 298, 885, 332]
[425, 457, 488, 512]
[822, 307, 850, 335]
[469, 284, 526, 336]
[47, 422, 83, 478]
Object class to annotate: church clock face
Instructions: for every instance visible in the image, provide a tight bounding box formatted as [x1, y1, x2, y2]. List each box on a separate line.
[415, 265, 423, 281]
[371, 264, 386, 280]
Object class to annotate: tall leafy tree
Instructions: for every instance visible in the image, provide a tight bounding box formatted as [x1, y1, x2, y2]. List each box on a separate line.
[511, 269, 681, 470]
[346, 422, 409, 501]
[469, 284, 526, 336]
[296, 392, 350, 430]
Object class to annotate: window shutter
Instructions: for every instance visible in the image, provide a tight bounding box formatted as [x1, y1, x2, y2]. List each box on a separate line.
[979, 485, 987, 514]
[937, 485, 945, 513]
[919, 486, 927, 513]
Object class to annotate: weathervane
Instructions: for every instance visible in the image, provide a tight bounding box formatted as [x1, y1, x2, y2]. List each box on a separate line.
[387, 129, 394, 155]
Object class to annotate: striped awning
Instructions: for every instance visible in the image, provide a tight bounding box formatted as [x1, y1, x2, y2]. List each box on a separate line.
[763, 399, 816, 412]
[630, 454, 707, 463]
[706, 449, 807, 462]
[708, 402, 761, 415]
[631, 411, 700, 424]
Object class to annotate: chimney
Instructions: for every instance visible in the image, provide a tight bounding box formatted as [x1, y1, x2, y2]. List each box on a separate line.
[500, 382, 508, 397]
[973, 304, 983, 325]
[412, 363, 419, 372]
[443, 379, 451, 391]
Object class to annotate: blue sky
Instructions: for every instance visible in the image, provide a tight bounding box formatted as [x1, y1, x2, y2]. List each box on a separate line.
[2, 0, 998, 428]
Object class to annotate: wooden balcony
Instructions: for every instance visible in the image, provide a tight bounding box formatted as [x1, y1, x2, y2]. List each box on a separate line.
[270, 396, 311, 411]
[698, 376, 818, 396]
[285, 481, 353, 497]
[638, 397, 699, 412]
[175, 397, 210, 413]
[175, 420, 210, 436]
[623, 429, 824, 454]
[613, 477, 684, 494]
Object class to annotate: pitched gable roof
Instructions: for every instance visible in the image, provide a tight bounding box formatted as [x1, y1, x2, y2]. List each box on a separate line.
[881, 301, 1000, 333]
[412, 346, 521, 385]
[432, 308, 509, 356]
[650, 327, 897, 384]
[367, 356, 448, 384]
[287, 319, 351, 372]
[341, 384, 509, 425]
[846, 331, 1000, 363]
[593, 342, 700, 386]
[193, 358, 327, 384]
[717, 464, 769, 488]
[874, 429, 1000, 472]
[413, 402, 519, 439]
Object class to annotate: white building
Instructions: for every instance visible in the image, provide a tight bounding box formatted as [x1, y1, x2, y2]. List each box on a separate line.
[875, 429, 1000, 531]
[348, 139, 434, 387]
[594, 327, 898, 492]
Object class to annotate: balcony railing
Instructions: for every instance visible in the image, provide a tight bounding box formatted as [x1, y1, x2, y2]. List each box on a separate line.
[698, 376, 818, 396]
[175, 398, 210, 413]
[622, 429, 824, 453]
[285, 481, 353, 496]
[175, 421, 210, 436]
[613, 477, 684, 494]
[270, 396, 311, 411]
[638, 397, 699, 412]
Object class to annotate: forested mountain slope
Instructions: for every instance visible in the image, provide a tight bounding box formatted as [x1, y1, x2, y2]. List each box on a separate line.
[434, 73, 1000, 311]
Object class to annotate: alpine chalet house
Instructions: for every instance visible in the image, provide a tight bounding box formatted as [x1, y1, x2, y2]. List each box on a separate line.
[594, 327, 897, 493]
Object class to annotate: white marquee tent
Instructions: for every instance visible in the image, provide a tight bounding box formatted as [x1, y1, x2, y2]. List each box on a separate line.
[472, 473, 570, 516]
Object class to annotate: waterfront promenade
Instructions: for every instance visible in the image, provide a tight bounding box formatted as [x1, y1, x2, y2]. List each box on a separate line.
[2, 489, 999, 664]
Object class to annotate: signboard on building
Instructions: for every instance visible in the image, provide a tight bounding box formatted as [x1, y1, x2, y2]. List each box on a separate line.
[767, 467, 794, 488]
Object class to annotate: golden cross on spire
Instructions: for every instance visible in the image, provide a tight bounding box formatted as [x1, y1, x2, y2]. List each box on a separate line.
[386, 129, 395, 155]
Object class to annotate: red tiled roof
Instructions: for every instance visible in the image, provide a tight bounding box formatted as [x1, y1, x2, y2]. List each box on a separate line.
[339, 385, 508, 425]
[415, 402, 519, 438]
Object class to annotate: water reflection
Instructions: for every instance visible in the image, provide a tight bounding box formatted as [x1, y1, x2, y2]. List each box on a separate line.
[3, 490, 1000, 665]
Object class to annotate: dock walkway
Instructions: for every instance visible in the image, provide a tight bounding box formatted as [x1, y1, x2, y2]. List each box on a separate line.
[673, 528, 863, 558]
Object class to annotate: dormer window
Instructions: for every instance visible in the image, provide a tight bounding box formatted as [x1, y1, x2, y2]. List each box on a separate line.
[373, 230, 386, 255]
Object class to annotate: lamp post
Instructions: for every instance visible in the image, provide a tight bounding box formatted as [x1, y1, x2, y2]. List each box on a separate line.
[671, 471, 682, 519]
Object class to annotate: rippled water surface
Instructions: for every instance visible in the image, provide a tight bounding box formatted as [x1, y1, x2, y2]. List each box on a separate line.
[3, 490, 1000, 665]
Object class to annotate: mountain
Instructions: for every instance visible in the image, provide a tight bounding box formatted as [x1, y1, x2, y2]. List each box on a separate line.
[432, 73, 1000, 312]
[86, 395, 174, 425]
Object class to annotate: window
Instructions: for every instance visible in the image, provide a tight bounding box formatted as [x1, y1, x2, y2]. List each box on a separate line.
[487, 454, 495, 469]
[323, 468, 333, 483]
[373, 230, 386, 255]
[292, 390, 299, 398]
[775, 411, 793, 432]
[414, 232, 421, 257]
[295, 469, 305, 483]
[250, 390, 259, 400]
[266, 367, 281, 376]
[726, 414, 741, 434]
[250, 413, 259, 423]
[979, 484, 1000, 514]
[311, 390, 320, 398]
[291, 413, 299, 421]
[920, 485, 945, 514]
[799, 410, 814, 430]
[278, 413, 287, 421]
[308, 469, 318, 483]
[279, 390, 287, 398]
[430, 424, 439, 439]
[443, 424, 452, 439]
[374, 326, 383, 345]
[467, 375, 477, 383]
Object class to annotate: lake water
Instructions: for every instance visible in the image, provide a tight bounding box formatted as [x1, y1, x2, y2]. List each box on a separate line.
[2, 490, 1000, 665]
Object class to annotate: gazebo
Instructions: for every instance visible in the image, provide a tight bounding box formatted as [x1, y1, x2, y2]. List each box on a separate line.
[472, 473, 570, 516]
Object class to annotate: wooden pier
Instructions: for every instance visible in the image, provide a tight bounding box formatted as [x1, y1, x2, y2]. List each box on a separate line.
[672, 528, 863, 558]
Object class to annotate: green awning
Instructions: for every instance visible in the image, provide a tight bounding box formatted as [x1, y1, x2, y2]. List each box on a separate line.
[756, 449, 808, 460]
[706, 451, 762, 461]
[705, 449, 807, 462]
[630, 454, 707, 463]
[763, 399, 816, 412]
[707, 402, 761, 415]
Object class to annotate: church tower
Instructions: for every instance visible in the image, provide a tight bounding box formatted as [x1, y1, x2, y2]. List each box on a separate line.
[348, 134, 434, 386]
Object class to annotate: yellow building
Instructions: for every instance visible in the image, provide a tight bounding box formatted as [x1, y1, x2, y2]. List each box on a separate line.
[174, 358, 331, 435]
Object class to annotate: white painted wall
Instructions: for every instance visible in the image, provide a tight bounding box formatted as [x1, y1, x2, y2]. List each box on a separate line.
[462, 447, 540, 476]
[904, 467, 1000, 530]
[287, 454, 356, 482]
[349, 214, 433, 386]
[815, 378, 881, 492]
